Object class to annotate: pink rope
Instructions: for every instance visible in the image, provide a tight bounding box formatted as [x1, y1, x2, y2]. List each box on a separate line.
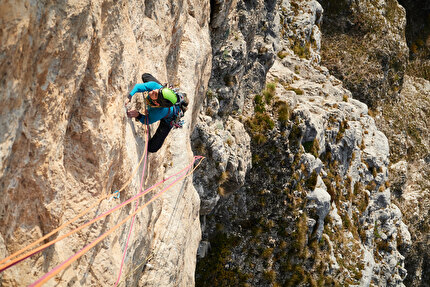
[2, 158, 194, 273]
[29, 156, 202, 287]
[115, 113, 150, 286]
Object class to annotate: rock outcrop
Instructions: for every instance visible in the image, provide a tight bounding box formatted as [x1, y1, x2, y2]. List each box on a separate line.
[1, 0, 425, 286]
[0, 1, 211, 286]
[378, 75, 430, 287]
[317, 0, 430, 285]
[194, 0, 411, 286]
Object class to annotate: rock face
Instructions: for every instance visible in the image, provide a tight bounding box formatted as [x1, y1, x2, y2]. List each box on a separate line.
[0, 1, 211, 286]
[1, 0, 425, 286]
[194, 0, 412, 286]
[316, 0, 430, 285]
[378, 75, 430, 287]
[318, 0, 409, 108]
[191, 116, 251, 215]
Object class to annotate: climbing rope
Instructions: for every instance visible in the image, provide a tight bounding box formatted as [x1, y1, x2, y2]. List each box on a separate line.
[118, 162, 192, 286]
[0, 99, 205, 287]
[115, 105, 150, 286]
[116, 253, 152, 286]
[0, 157, 195, 273]
[117, 173, 188, 286]
[29, 156, 205, 287]
[0, 137, 148, 270]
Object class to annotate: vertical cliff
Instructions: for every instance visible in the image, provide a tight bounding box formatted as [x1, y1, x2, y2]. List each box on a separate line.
[1, 0, 425, 286]
[0, 1, 211, 286]
[194, 0, 412, 286]
[317, 0, 430, 285]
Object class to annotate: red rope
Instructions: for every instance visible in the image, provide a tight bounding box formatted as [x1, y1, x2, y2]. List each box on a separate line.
[0, 154, 194, 274]
[29, 156, 204, 287]
[115, 106, 150, 286]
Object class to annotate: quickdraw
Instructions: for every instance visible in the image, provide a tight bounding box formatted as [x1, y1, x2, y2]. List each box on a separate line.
[169, 109, 184, 129]
[109, 190, 120, 201]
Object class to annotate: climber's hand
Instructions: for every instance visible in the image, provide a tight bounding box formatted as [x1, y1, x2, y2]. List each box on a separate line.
[124, 98, 130, 108]
[126, 110, 139, 118]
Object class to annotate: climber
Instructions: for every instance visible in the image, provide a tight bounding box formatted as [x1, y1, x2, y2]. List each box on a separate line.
[125, 73, 188, 153]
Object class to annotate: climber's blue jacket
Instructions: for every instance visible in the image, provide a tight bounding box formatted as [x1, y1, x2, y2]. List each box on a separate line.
[128, 82, 176, 125]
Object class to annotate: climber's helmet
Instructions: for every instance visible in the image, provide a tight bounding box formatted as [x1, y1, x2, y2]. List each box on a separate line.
[146, 88, 177, 107]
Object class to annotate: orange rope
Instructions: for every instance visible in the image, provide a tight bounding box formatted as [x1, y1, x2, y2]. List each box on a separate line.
[0, 121, 147, 270]
[0, 156, 195, 272]
[31, 156, 204, 286]
[115, 103, 150, 286]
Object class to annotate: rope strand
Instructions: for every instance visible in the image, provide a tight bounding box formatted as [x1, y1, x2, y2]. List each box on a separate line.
[0, 158, 196, 273]
[0, 138, 148, 269]
[115, 105, 150, 286]
[30, 156, 204, 287]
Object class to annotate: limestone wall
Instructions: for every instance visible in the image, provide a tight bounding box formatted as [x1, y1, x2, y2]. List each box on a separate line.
[0, 1, 211, 286]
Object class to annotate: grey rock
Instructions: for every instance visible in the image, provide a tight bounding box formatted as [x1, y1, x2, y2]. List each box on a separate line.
[306, 176, 331, 240]
[197, 241, 211, 259]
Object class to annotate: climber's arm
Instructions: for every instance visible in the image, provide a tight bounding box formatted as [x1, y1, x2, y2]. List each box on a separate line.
[137, 107, 172, 125]
[128, 82, 162, 99]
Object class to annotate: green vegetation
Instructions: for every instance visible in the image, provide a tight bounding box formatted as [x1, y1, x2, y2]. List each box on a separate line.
[290, 2, 300, 16]
[194, 141, 207, 156]
[263, 269, 276, 283]
[376, 238, 390, 253]
[222, 49, 231, 59]
[217, 171, 230, 196]
[246, 87, 284, 145]
[406, 123, 423, 145]
[320, 5, 405, 107]
[277, 50, 288, 59]
[288, 120, 302, 150]
[263, 83, 276, 104]
[254, 94, 265, 113]
[303, 138, 320, 158]
[335, 120, 349, 143]
[305, 170, 318, 190]
[285, 85, 304, 95]
[206, 89, 215, 100]
[195, 232, 249, 286]
[246, 112, 275, 145]
[353, 182, 369, 214]
[292, 39, 311, 59]
[374, 223, 381, 239]
[291, 213, 308, 256]
[200, 73, 371, 285]
[274, 100, 291, 126]
[223, 74, 235, 87]
[342, 94, 348, 102]
[261, 247, 274, 259]
[407, 60, 430, 80]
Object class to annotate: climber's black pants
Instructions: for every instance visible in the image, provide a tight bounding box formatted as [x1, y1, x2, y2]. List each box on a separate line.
[142, 73, 162, 85]
[148, 120, 172, 153]
[141, 73, 171, 153]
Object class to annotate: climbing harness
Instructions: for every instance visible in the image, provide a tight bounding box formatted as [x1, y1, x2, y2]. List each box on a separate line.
[143, 84, 188, 129]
